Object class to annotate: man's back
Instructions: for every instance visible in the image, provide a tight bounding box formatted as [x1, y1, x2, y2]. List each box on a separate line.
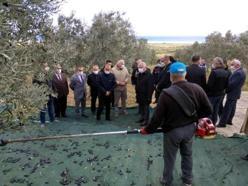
[207, 68, 230, 96]
[157, 63, 172, 91]
[146, 81, 212, 132]
[186, 64, 206, 90]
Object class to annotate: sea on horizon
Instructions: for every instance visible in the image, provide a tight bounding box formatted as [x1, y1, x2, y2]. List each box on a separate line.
[138, 36, 205, 44]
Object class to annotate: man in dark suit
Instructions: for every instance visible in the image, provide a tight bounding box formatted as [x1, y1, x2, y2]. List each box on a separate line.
[218, 59, 246, 127]
[96, 63, 116, 121]
[155, 55, 173, 101]
[87, 65, 100, 114]
[186, 55, 207, 91]
[136, 61, 154, 126]
[206, 57, 230, 125]
[52, 64, 69, 118]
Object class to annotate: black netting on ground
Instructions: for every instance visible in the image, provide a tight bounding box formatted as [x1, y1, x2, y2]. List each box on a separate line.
[0, 108, 248, 186]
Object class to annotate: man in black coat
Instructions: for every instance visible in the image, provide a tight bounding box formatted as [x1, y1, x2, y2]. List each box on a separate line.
[140, 62, 212, 186]
[131, 59, 140, 86]
[136, 61, 154, 126]
[186, 55, 207, 91]
[152, 59, 164, 87]
[96, 63, 116, 121]
[218, 59, 246, 127]
[87, 65, 100, 114]
[206, 57, 230, 125]
[155, 56, 173, 101]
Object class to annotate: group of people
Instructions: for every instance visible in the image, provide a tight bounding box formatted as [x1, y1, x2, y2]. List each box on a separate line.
[36, 59, 131, 126]
[149, 55, 246, 128]
[36, 55, 246, 186]
[37, 55, 246, 129]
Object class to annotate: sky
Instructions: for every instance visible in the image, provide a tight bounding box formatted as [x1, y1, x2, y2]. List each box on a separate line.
[58, 0, 248, 36]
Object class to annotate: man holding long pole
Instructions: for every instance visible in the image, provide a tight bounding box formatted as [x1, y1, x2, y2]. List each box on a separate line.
[140, 62, 212, 186]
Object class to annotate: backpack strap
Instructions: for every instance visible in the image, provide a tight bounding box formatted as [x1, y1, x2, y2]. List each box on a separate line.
[163, 85, 197, 118]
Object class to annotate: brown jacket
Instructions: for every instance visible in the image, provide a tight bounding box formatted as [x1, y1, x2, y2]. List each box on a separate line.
[112, 66, 129, 91]
[52, 73, 69, 97]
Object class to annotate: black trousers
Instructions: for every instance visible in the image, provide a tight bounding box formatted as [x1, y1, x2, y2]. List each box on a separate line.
[90, 89, 98, 113]
[97, 94, 111, 120]
[208, 95, 224, 125]
[219, 98, 237, 126]
[54, 95, 67, 117]
[111, 91, 115, 107]
[138, 103, 150, 123]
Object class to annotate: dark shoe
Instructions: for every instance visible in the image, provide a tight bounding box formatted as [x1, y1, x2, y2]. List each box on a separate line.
[227, 123, 233, 125]
[106, 118, 112, 121]
[241, 154, 248, 161]
[217, 124, 226, 128]
[62, 115, 67, 118]
[81, 114, 89, 118]
[96, 117, 101, 121]
[136, 119, 144, 123]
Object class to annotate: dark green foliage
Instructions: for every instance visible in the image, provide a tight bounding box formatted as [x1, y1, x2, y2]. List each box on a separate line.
[0, 3, 155, 127]
[0, 0, 62, 128]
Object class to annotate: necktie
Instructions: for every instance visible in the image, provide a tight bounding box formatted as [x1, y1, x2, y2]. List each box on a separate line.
[79, 75, 83, 83]
[57, 74, 62, 81]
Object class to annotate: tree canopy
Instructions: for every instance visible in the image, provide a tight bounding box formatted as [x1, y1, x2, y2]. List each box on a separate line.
[0, 1, 155, 128]
[175, 30, 248, 69]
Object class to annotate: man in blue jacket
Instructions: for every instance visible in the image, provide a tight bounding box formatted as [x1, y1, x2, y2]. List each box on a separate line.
[218, 59, 246, 127]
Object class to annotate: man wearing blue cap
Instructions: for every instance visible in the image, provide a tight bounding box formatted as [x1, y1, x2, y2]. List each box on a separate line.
[140, 62, 212, 186]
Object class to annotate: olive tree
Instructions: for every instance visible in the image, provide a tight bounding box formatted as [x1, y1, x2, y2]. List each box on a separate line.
[0, 1, 62, 128]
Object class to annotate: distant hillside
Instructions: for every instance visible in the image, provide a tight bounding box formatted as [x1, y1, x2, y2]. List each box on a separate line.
[148, 43, 191, 58]
[138, 36, 205, 44]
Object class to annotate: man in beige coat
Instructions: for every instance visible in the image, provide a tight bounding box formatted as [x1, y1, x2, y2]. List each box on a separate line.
[112, 59, 129, 116]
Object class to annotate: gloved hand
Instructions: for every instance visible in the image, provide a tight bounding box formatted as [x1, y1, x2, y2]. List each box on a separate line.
[140, 127, 149, 135]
